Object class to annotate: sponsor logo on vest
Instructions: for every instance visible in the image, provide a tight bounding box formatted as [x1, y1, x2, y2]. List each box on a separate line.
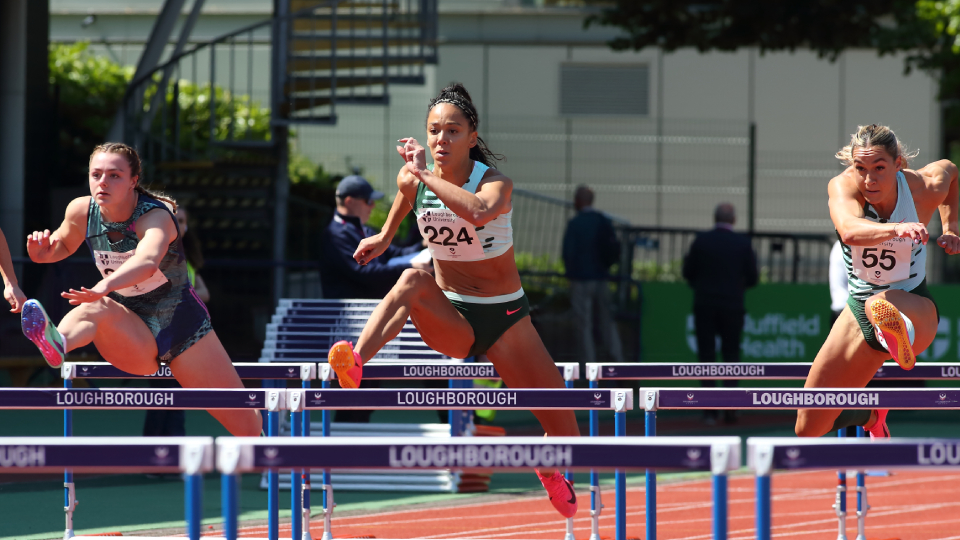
[917, 443, 960, 465]
[670, 365, 766, 377]
[751, 391, 879, 406]
[388, 444, 572, 468]
[401, 365, 496, 378]
[0, 446, 45, 468]
[55, 390, 175, 407]
[396, 391, 518, 407]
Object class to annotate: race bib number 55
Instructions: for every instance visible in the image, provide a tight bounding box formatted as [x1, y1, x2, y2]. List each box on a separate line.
[416, 209, 484, 261]
[852, 238, 911, 285]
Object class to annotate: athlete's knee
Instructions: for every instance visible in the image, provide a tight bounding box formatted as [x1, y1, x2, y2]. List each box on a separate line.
[395, 268, 431, 296]
[71, 298, 115, 322]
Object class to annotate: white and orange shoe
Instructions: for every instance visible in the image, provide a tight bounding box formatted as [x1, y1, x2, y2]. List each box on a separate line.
[871, 299, 916, 370]
[328, 340, 363, 389]
[865, 409, 891, 439]
[21, 300, 66, 368]
[536, 469, 577, 518]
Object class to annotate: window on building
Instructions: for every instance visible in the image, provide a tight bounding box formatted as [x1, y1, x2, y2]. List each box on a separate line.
[559, 63, 649, 116]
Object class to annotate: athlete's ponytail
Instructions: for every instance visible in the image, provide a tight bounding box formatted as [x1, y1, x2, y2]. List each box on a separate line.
[428, 83, 503, 166]
[90, 142, 178, 212]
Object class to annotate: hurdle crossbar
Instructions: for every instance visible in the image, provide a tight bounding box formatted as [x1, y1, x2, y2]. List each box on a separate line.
[643, 387, 960, 411]
[748, 437, 960, 540]
[287, 388, 630, 411]
[63, 362, 316, 381]
[0, 388, 285, 410]
[587, 362, 960, 381]
[216, 436, 741, 540]
[0, 437, 213, 540]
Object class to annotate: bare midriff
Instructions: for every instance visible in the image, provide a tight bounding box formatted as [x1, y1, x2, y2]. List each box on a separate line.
[433, 245, 522, 297]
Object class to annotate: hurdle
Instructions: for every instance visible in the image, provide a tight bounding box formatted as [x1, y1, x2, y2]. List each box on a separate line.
[285, 387, 629, 540]
[0, 387, 284, 540]
[0, 437, 214, 540]
[216, 435, 742, 540]
[588, 361, 960, 540]
[644, 387, 960, 540]
[748, 437, 960, 540]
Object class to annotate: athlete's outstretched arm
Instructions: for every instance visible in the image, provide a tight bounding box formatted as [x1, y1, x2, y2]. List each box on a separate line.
[0, 227, 27, 312]
[354, 184, 412, 266]
[398, 138, 511, 227]
[926, 159, 960, 253]
[61, 208, 176, 305]
[829, 174, 927, 246]
[26, 197, 89, 264]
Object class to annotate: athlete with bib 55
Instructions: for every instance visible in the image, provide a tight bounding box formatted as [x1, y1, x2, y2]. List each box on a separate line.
[327, 83, 580, 518]
[796, 124, 959, 439]
[20, 143, 261, 437]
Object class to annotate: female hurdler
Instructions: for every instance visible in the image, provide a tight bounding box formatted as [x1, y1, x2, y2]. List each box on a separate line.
[21, 143, 261, 436]
[327, 84, 580, 517]
[797, 124, 959, 439]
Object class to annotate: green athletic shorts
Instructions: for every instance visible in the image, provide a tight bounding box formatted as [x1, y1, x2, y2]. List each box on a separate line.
[847, 279, 939, 352]
[445, 290, 531, 357]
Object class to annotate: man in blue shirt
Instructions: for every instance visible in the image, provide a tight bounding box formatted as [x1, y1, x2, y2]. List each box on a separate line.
[320, 175, 430, 299]
[562, 185, 624, 365]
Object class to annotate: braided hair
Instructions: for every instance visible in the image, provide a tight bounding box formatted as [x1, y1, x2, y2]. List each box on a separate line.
[428, 83, 503, 166]
[89, 142, 178, 212]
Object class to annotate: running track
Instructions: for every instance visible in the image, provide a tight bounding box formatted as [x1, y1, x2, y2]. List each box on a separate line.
[222, 471, 960, 540]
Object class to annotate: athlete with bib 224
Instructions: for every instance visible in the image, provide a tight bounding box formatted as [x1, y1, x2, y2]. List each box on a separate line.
[327, 84, 579, 518]
[796, 124, 959, 439]
[20, 143, 261, 437]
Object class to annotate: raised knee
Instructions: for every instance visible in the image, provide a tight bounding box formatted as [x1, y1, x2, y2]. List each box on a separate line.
[396, 268, 429, 293]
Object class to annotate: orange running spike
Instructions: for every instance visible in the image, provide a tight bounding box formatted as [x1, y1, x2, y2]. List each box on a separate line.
[870, 299, 916, 370]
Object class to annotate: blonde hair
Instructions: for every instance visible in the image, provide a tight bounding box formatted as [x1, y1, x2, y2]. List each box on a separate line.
[836, 124, 919, 169]
[89, 143, 178, 212]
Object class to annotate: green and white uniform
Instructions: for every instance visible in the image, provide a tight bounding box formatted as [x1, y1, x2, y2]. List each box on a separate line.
[840, 170, 938, 351]
[413, 161, 529, 357]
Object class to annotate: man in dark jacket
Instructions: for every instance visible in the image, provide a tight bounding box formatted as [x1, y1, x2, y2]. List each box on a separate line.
[319, 175, 430, 299]
[682, 203, 759, 423]
[562, 185, 624, 364]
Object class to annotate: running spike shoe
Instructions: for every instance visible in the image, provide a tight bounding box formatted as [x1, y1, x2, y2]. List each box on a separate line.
[328, 340, 363, 389]
[21, 299, 66, 368]
[865, 409, 890, 439]
[536, 469, 577, 518]
[870, 299, 916, 370]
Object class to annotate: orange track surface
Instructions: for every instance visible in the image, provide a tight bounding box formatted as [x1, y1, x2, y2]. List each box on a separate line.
[231, 471, 960, 540]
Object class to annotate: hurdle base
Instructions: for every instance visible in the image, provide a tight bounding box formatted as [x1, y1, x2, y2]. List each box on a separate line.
[64, 481, 77, 540]
[855, 482, 870, 540]
[831, 483, 847, 540]
[320, 484, 335, 540]
[588, 484, 603, 540]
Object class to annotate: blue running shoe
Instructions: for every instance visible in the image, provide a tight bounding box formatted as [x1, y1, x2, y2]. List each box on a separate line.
[21, 300, 66, 368]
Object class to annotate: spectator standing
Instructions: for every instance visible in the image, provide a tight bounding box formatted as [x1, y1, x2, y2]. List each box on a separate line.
[320, 174, 430, 423]
[562, 185, 625, 365]
[682, 203, 759, 424]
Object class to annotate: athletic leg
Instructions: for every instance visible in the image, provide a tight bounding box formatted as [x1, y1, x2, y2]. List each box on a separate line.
[797, 306, 890, 437]
[58, 298, 160, 375]
[168, 330, 262, 437]
[485, 316, 580, 437]
[355, 269, 475, 361]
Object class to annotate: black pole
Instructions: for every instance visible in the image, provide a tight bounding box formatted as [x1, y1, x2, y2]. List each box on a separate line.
[748, 122, 756, 234]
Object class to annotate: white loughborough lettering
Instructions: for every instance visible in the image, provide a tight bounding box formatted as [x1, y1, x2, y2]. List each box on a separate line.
[918, 443, 960, 465]
[388, 444, 572, 468]
[401, 365, 496, 378]
[942, 367, 960, 378]
[0, 446, 45, 467]
[55, 391, 175, 407]
[671, 365, 765, 377]
[751, 392, 879, 406]
[396, 391, 517, 406]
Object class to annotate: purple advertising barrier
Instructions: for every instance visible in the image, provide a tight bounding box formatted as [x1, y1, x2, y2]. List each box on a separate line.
[216, 436, 741, 540]
[748, 437, 960, 540]
[336, 361, 578, 381]
[645, 387, 960, 411]
[0, 388, 286, 410]
[63, 362, 315, 381]
[0, 437, 213, 540]
[589, 362, 960, 381]
[288, 388, 629, 410]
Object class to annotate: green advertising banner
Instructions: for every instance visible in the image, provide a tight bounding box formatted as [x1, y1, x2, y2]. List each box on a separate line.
[642, 283, 960, 363]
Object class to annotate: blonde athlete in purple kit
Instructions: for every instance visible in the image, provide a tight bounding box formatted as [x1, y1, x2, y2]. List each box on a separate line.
[797, 124, 960, 439]
[326, 83, 579, 518]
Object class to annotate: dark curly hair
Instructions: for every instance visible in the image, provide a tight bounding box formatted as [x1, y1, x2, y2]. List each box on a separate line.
[428, 83, 503, 166]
